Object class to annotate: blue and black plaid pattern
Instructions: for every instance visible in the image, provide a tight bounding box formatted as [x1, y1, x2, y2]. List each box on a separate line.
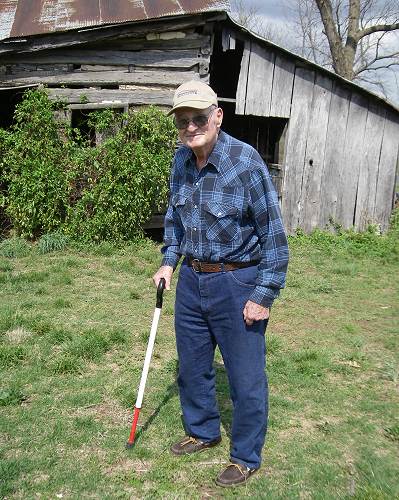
[161, 131, 289, 307]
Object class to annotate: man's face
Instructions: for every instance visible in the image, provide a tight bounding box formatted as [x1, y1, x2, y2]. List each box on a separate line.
[174, 106, 223, 152]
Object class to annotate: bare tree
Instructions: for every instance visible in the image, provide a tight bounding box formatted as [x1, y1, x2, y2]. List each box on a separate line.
[287, 0, 399, 98]
[230, 0, 286, 45]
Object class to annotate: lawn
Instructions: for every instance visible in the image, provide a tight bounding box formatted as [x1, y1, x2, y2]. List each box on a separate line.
[0, 229, 398, 499]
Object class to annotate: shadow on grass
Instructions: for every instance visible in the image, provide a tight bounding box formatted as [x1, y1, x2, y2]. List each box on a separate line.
[128, 369, 179, 450]
[127, 361, 233, 449]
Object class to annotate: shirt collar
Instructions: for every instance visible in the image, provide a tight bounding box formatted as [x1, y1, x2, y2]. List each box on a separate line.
[184, 130, 231, 173]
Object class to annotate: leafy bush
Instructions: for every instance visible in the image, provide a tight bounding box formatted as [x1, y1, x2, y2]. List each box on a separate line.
[65, 107, 175, 242]
[0, 89, 176, 242]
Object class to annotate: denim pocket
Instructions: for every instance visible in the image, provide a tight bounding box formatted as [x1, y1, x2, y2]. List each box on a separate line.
[204, 201, 240, 243]
[228, 266, 258, 288]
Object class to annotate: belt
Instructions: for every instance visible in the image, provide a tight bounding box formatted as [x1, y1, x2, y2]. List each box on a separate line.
[187, 258, 259, 273]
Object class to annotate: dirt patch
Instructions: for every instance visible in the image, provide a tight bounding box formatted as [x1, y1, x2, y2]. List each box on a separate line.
[105, 458, 150, 475]
[73, 398, 131, 426]
[5, 327, 32, 344]
[200, 487, 223, 499]
[277, 415, 343, 440]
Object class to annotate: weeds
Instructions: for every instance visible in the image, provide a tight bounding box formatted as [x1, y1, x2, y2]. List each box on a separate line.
[0, 237, 30, 258]
[0, 386, 25, 406]
[37, 232, 69, 254]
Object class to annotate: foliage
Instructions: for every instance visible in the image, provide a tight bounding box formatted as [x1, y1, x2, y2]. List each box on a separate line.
[65, 107, 175, 242]
[0, 89, 176, 242]
[0, 386, 25, 406]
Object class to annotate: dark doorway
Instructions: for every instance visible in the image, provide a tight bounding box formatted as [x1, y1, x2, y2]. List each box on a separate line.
[221, 102, 288, 199]
[0, 87, 33, 128]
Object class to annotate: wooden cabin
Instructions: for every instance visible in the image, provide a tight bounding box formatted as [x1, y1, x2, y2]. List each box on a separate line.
[0, 0, 398, 233]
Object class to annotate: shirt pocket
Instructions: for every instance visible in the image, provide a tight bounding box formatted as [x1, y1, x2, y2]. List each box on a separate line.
[172, 193, 190, 228]
[204, 201, 240, 243]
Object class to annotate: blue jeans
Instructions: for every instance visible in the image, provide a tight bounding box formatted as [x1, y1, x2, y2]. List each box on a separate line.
[174, 260, 268, 469]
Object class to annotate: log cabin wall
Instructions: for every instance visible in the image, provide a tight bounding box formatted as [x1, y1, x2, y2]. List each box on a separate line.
[0, 15, 213, 113]
[235, 37, 399, 234]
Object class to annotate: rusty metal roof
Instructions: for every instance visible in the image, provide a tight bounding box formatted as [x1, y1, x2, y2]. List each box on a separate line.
[0, 0, 229, 41]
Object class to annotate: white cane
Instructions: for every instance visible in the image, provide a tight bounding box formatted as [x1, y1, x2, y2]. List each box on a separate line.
[126, 278, 166, 447]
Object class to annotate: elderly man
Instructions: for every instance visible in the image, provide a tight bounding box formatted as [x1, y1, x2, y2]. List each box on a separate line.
[153, 81, 288, 487]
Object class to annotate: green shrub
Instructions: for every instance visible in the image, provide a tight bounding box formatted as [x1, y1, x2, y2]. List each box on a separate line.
[1, 89, 176, 242]
[2, 90, 70, 238]
[65, 107, 175, 242]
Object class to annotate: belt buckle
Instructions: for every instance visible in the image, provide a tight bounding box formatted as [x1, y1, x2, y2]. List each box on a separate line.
[192, 259, 201, 273]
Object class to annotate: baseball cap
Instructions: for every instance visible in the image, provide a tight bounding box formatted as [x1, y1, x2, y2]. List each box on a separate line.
[168, 81, 218, 115]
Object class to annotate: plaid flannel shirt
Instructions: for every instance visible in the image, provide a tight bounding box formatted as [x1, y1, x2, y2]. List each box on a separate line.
[161, 130, 289, 307]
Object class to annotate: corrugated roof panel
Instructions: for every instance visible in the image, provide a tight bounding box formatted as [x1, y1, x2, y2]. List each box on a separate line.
[0, 0, 18, 40]
[0, 0, 229, 41]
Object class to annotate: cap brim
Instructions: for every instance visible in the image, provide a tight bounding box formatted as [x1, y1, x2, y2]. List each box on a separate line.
[167, 100, 217, 116]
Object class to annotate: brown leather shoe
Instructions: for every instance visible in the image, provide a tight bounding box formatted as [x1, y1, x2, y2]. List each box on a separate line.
[215, 462, 258, 487]
[170, 435, 222, 456]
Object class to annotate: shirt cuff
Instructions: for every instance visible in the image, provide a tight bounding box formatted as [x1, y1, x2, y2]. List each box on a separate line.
[161, 247, 181, 270]
[249, 285, 280, 308]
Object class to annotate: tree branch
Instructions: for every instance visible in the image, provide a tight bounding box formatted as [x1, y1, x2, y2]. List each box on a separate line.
[357, 22, 399, 40]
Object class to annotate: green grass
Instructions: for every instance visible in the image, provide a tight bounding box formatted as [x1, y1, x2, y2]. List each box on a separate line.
[0, 229, 398, 499]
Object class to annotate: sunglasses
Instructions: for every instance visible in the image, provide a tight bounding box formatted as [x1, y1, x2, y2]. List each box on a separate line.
[174, 108, 216, 130]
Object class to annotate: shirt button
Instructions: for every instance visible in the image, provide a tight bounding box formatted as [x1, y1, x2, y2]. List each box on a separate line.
[217, 212, 222, 216]
[193, 227, 197, 231]
[194, 205, 198, 209]
[195, 182, 199, 186]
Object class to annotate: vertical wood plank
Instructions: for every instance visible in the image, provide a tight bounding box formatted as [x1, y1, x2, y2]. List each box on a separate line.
[299, 74, 333, 232]
[269, 55, 295, 118]
[281, 66, 315, 233]
[374, 112, 399, 231]
[336, 93, 369, 228]
[235, 40, 250, 115]
[245, 42, 275, 116]
[353, 102, 386, 230]
[319, 84, 351, 228]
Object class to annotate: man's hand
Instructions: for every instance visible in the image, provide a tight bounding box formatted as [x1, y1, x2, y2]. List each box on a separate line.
[153, 265, 174, 290]
[243, 300, 270, 326]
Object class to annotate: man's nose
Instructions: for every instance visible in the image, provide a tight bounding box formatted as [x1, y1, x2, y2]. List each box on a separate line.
[186, 120, 198, 131]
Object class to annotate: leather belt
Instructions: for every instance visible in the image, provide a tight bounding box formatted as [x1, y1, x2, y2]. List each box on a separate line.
[187, 258, 259, 273]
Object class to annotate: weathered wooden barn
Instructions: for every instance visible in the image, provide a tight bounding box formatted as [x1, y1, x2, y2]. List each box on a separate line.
[0, 0, 398, 233]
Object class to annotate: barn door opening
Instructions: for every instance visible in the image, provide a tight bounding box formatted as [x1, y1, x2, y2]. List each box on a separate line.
[221, 102, 287, 199]
[209, 29, 287, 199]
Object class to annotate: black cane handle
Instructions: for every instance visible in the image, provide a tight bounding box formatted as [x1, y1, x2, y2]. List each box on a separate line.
[156, 278, 166, 308]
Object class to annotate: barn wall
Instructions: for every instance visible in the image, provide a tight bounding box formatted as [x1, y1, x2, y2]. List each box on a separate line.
[1, 18, 398, 234]
[236, 39, 399, 233]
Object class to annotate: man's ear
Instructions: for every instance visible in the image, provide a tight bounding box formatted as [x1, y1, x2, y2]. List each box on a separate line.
[216, 107, 223, 128]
